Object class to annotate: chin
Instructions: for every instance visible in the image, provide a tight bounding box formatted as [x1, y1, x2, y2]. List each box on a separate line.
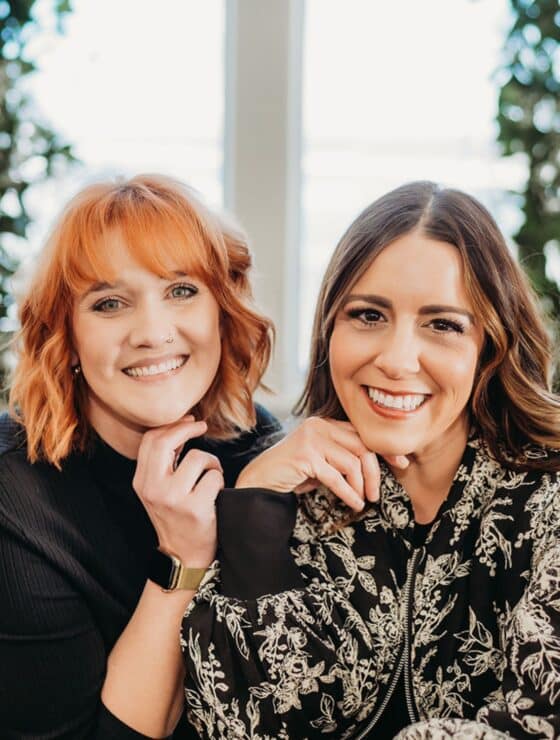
[139, 407, 193, 429]
[359, 433, 417, 458]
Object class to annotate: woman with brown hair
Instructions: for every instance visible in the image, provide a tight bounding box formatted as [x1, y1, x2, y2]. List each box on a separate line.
[0, 174, 280, 738]
[181, 181, 560, 739]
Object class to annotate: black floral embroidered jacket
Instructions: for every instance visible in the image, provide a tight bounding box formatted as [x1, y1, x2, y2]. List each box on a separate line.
[181, 438, 560, 739]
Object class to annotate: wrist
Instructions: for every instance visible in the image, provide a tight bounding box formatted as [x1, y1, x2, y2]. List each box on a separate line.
[148, 548, 209, 592]
[236, 470, 257, 488]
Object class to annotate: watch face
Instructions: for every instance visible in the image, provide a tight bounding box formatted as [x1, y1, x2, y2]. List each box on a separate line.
[148, 549, 176, 590]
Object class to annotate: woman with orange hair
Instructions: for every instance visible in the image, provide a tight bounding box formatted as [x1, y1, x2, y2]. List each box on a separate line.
[0, 174, 280, 738]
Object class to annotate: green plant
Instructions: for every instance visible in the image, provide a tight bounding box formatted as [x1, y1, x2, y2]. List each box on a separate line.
[496, 0, 560, 318]
[0, 0, 75, 356]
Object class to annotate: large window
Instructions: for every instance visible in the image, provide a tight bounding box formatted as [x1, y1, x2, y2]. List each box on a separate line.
[299, 0, 519, 370]
[23, 0, 225, 252]
[12, 0, 524, 414]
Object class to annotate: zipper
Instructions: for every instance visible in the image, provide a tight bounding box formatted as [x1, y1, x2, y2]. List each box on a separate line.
[352, 547, 423, 740]
[403, 548, 421, 725]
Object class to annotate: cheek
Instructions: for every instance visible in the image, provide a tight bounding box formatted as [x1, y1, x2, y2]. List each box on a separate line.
[190, 309, 222, 359]
[328, 329, 348, 394]
[329, 325, 367, 388]
[437, 346, 480, 402]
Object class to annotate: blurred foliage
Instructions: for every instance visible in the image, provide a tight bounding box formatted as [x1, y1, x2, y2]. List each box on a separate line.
[0, 0, 75, 374]
[496, 0, 560, 326]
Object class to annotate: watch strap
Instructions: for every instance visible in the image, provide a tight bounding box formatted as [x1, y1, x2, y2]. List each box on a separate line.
[148, 548, 207, 592]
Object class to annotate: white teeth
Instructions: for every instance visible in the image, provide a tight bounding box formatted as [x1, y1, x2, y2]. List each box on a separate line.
[124, 356, 186, 377]
[367, 387, 426, 411]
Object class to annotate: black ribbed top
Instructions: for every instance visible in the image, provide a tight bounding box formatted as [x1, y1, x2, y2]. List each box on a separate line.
[0, 407, 280, 739]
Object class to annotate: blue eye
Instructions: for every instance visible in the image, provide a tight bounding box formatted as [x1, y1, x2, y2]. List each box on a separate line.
[93, 297, 123, 313]
[170, 283, 198, 299]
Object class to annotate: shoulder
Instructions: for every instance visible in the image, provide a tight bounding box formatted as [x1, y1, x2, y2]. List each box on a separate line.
[0, 412, 27, 458]
[228, 403, 283, 455]
[0, 418, 65, 540]
[195, 404, 284, 486]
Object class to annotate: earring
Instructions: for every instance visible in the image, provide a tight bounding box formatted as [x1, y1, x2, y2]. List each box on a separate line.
[165, 335, 174, 344]
[72, 364, 81, 376]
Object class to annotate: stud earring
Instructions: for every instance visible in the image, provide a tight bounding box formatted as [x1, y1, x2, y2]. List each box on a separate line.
[72, 364, 81, 376]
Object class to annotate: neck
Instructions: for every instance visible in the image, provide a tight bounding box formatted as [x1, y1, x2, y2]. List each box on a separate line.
[388, 418, 469, 524]
[87, 400, 144, 460]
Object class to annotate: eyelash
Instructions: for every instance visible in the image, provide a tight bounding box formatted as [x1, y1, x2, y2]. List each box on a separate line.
[345, 308, 466, 334]
[347, 308, 383, 325]
[168, 282, 198, 300]
[429, 318, 465, 334]
[92, 297, 123, 313]
[91, 283, 198, 313]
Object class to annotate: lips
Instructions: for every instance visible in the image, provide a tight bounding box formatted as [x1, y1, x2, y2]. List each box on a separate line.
[363, 386, 431, 417]
[123, 355, 187, 378]
[367, 386, 428, 411]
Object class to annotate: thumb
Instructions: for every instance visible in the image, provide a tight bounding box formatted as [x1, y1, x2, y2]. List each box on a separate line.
[383, 454, 410, 470]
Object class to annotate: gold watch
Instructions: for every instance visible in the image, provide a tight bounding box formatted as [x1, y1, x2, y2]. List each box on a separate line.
[148, 548, 207, 592]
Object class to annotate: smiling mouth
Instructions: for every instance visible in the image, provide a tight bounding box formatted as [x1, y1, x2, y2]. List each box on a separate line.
[365, 386, 429, 412]
[123, 356, 187, 378]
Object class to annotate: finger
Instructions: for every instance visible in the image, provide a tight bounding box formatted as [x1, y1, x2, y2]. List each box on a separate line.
[323, 422, 370, 459]
[362, 452, 381, 502]
[136, 419, 208, 481]
[294, 478, 321, 494]
[384, 454, 410, 469]
[191, 468, 224, 504]
[321, 420, 410, 470]
[171, 449, 223, 497]
[313, 457, 365, 512]
[323, 445, 365, 501]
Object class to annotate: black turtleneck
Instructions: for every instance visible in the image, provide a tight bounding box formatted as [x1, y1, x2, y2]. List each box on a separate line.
[0, 407, 280, 740]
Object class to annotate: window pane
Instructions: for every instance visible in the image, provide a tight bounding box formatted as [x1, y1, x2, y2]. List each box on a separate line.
[300, 0, 518, 369]
[23, 0, 225, 252]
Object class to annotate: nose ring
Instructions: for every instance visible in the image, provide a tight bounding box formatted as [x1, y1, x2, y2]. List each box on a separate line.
[165, 335, 174, 344]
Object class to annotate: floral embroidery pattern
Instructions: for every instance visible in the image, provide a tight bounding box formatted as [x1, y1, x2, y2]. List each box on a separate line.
[182, 438, 560, 739]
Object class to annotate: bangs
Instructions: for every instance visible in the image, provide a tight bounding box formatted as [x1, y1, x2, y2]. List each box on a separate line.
[57, 178, 227, 296]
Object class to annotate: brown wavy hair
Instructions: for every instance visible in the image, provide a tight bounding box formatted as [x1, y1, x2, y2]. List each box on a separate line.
[295, 181, 560, 472]
[9, 174, 273, 467]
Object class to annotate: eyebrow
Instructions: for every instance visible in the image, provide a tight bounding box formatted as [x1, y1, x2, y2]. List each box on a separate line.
[81, 271, 190, 299]
[82, 281, 116, 298]
[343, 293, 475, 322]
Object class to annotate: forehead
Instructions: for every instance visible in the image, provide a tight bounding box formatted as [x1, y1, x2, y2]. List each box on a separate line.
[65, 224, 210, 294]
[351, 233, 471, 307]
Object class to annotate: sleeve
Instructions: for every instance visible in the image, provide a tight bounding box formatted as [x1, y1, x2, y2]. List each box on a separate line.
[181, 488, 380, 739]
[396, 484, 560, 740]
[474, 483, 560, 739]
[0, 516, 158, 740]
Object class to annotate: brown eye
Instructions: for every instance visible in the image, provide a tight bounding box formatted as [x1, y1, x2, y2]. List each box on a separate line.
[347, 307, 384, 325]
[430, 318, 465, 334]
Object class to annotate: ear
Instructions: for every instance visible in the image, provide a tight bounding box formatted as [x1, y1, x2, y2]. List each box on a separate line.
[71, 351, 79, 367]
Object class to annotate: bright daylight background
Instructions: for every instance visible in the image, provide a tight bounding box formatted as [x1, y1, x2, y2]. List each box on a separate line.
[18, 0, 518, 406]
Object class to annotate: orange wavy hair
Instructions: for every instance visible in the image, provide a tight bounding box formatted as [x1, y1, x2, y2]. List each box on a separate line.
[9, 174, 273, 467]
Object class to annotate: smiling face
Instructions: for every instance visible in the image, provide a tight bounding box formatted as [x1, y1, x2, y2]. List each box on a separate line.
[329, 230, 484, 461]
[71, 230, 221, 456]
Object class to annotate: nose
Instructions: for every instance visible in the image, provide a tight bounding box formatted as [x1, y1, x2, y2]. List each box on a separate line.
[128, 303, 174, 349]
[372, 326, 420, 378]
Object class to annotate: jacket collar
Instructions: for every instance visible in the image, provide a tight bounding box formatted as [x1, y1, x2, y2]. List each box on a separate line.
[378, 437, 499, 546]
